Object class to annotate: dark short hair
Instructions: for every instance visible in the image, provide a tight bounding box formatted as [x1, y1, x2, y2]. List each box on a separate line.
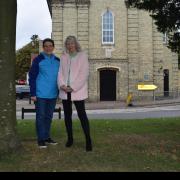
[43, 38, 54, 47]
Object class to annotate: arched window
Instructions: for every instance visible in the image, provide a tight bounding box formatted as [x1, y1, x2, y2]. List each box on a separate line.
[102, 10, 114, 44]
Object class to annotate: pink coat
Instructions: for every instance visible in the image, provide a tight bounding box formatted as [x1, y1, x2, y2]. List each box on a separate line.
[58, 51, 89, 101]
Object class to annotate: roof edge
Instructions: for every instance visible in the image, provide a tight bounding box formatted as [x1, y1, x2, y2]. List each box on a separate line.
[46, 0, 52, 17]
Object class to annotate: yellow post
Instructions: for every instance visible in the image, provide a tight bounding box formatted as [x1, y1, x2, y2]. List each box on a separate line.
[126, 93, 133, 107]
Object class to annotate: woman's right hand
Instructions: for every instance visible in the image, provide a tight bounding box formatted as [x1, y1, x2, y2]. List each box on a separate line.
[66, 86, 73, 93]
[60, 85, 68, 92]
[60, 85, 73, 93]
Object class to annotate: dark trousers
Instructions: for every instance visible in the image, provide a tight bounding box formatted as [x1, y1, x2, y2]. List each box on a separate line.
[35, 98, 56, 142]
[62, 93, 91, 142]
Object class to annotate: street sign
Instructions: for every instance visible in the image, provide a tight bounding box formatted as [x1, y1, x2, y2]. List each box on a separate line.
[137, 84, 157, 90]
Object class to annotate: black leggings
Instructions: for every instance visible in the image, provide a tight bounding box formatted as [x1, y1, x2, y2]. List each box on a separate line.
[62, 93, 91, 141]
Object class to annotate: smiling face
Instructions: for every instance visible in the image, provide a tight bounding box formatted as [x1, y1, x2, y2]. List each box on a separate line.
[66, 40, 76, 54]
[43, 41, 54, 55]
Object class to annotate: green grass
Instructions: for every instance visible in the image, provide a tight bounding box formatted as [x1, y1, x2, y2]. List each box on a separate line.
[1, 118, 180, 172]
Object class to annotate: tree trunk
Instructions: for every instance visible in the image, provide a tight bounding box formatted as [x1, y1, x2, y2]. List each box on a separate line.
[0, 0, 21, 155]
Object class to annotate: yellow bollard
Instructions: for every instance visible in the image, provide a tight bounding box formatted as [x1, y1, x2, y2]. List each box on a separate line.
[126, 93, 133, 107]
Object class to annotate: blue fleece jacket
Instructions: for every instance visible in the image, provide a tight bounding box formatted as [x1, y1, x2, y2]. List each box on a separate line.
[29, 52, 60, 99]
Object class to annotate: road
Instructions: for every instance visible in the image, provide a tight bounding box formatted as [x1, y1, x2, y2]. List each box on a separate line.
[16, 105, 180, 120]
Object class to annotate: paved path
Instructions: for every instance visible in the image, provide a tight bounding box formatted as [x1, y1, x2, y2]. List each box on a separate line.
[16, 97, 180, 110]
[16, 100, 180, 120]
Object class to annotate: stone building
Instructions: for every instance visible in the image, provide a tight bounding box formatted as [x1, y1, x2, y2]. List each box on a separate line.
[47, 0, 179, 102]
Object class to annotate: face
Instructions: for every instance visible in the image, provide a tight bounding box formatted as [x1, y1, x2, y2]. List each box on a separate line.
[66, 41, 76, 53]
[43, 41, 54, 55]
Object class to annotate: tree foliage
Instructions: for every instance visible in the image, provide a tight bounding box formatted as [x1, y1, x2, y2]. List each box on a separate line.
[16, 35, 39, 80]
[127, 0, 180, 53]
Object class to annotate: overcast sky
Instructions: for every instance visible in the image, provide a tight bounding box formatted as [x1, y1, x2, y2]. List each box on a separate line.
[16, 0, 52, 50]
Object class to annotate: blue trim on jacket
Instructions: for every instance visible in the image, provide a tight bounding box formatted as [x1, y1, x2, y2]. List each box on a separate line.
[29, 53, 60, 98]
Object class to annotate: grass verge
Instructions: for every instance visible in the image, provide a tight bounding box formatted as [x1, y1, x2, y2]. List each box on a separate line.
[0, 118, 180, 172]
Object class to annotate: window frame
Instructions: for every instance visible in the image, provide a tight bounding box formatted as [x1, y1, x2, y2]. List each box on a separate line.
[101, 10, 115, 45]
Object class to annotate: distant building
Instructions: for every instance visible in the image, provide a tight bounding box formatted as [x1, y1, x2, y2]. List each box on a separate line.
[47, 0, 179, 102]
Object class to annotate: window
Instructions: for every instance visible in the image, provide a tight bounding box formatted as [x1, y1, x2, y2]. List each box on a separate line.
[102, 10, 114, 44]
[163, 33, 168, 44]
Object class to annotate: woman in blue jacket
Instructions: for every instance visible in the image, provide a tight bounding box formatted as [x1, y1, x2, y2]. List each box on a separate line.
[29, 38, 60, 148]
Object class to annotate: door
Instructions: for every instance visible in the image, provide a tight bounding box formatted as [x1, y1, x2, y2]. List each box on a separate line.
[164, 69, 169, 96]
[100, 69, 116, 101]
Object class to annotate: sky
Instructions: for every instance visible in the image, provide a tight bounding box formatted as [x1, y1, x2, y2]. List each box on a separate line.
[16, 0, 52, 50]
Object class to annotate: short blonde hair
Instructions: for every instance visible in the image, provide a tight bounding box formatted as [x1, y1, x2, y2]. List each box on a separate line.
[64, 36, 82, 52]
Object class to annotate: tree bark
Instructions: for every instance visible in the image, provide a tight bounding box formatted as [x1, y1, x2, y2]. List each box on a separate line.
[0, 0, 21, 155]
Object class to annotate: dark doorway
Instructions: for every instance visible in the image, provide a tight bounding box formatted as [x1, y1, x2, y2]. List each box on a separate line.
[164, 69, 169, 96]
[100, 69, 116, 101]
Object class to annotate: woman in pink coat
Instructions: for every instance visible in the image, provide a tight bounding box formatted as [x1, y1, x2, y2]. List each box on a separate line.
[58, 36, 92, 152]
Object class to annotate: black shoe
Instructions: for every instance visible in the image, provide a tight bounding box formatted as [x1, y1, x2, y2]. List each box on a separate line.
[38, 141, 47, 149]
[45, 138, 58, 145]
[65, 139, 73, 147]
[86, 140, 92, 152]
